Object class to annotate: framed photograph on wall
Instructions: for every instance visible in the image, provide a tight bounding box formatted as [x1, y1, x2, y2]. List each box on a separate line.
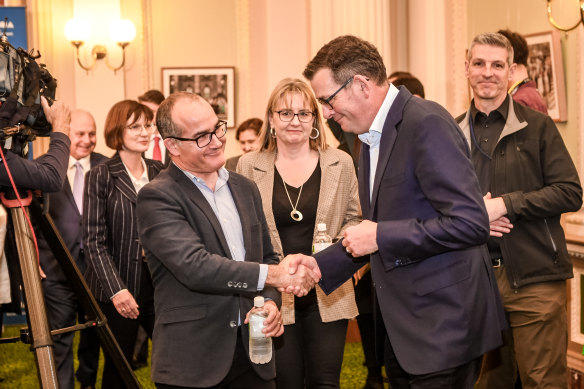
[162, 67, 235, 128]
[524, 31, 567, 122]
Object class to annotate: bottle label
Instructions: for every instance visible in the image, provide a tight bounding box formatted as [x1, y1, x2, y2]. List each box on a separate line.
[313, 242, 331, 253]
[249, 314, 265, 338]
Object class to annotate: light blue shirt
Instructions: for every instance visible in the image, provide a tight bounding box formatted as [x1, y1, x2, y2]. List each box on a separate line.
[359, 83, 399, 201]
[178, 165, 268, 290]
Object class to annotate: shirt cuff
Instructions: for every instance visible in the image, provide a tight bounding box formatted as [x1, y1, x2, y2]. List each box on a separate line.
[257, 264, 268, 290]
[110, 288, 128, 300]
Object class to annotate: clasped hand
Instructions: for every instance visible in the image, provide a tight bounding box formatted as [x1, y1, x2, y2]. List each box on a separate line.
[274, 254, 321, 297]
[484, 192, 513, 237]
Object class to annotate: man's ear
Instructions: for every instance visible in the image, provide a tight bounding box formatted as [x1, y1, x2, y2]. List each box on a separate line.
[164, 138, 180, 157]
[353, 75, 371, 97]
[508, 63, 517, 82]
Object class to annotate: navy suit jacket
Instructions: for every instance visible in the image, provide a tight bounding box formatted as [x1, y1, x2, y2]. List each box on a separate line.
[38, 152, 108, 282]
[316, 87, 504, 375]
[136, 164, 281, 387]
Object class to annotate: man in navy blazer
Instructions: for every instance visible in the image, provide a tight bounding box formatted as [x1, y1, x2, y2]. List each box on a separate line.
[38, 109, 107, 389]
[136, 92, 320, 388]
[304, 35, 505, 388]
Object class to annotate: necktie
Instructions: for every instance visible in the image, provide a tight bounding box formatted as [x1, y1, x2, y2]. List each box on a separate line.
[73, 161, 84, 214]
[152, 136, 162, 162]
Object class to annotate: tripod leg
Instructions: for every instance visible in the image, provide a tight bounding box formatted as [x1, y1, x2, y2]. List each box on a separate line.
[28, 198, 140, 388]
[9, 206, 59, 388]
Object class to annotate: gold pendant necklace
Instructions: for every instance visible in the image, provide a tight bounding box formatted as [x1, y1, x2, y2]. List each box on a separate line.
[281, 175, 303, 222]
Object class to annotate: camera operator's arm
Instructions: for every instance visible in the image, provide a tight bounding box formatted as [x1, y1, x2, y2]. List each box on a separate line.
[0, 97, 71, 192]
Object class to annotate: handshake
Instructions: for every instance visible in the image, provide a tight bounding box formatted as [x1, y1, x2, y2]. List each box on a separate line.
[266, 254, 322, 297]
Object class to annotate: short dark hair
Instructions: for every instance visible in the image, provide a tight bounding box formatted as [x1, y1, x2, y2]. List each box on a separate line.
[392, 76, 425, 99]
[497, 29, 528, 66]
[104, 100, 154, 150]
[156, 92, 206, 139]
[388, 71, 413, 81]
[303, 35, 387, 86]
[138, 89, 165, 105]
[235, 118, 263, 141]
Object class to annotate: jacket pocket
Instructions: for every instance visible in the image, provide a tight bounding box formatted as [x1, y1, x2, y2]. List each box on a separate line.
[158, 304, 207, 324]
[415, 258, 470, 296]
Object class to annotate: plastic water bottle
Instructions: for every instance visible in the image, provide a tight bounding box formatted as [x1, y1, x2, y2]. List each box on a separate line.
[312, 223, 332, 253]
[249, 296, 272, 364]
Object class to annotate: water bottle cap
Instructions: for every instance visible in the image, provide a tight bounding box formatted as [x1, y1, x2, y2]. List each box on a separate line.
[317, 223, 327, 232]
[254, 296, 265, 307]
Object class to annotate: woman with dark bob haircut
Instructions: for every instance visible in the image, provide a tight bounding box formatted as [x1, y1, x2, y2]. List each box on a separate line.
[83, 100, 163, 388]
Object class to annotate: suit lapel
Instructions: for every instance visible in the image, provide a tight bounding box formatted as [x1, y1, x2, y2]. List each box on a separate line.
[228, 175, 255, 262]
[358, 142, 371, 218]
[168, 164, 232, 259]
[315, 149, 340, 230]
[369, 88, 410, 217]
[109, 153, 138, 204]
[249, 152, 281, 253]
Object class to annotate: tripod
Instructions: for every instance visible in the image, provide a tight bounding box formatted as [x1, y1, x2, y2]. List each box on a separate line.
[0, 191, 140, 388]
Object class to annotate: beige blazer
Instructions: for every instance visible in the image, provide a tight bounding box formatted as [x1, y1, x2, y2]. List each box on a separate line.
[238, 147, 361, 324]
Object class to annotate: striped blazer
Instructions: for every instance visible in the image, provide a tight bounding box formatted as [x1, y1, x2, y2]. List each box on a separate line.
[83, 153, 163, 302]
[238, 147, 361, 324]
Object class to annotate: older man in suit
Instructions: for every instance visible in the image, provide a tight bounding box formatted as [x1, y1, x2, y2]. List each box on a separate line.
[136, 92, 320, 388]
[38, 109, 107, 389]
[304, 35, 505, 388]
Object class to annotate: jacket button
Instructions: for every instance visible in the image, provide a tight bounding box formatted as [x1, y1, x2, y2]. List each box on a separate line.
[229, 321, 237, 328]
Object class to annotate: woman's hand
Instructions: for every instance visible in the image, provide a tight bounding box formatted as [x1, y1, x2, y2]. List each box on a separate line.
[112, 289, 140, 319]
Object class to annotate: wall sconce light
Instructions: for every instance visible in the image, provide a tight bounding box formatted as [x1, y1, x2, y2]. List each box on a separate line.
[65, 18, 136, 73]
[546, 0, 584, 32]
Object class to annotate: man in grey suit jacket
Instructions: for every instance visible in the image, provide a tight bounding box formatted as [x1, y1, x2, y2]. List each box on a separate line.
[38, 109, 107, 389]
[304, 35, 505, 388]
[136, 92, 320, 388]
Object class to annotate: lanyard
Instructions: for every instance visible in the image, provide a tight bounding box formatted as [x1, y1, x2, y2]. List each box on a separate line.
[468, 114, 492, 160]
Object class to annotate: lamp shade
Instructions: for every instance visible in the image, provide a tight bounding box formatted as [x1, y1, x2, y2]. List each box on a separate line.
[110, 19, 136, 44]
[64, 18, 91, 42]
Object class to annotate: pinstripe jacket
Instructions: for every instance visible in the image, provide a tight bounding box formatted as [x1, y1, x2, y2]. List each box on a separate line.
[238, 147, 360, 324]
[83, 153, 162, 302]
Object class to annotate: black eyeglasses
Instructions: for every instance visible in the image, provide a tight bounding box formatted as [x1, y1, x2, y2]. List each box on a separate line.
[166, 120, 227, 148]
[275, 110, 315, 123]
[317, 77, 353, 110]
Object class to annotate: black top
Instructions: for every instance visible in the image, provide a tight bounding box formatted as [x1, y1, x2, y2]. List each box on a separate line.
[273, 163, 321, 257]
[470, 95, 510, 260]
[273, 163, 321, 308]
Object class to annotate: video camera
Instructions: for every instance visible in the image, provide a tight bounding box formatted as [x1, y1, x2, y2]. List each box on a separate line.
[0, 28, 57, 157]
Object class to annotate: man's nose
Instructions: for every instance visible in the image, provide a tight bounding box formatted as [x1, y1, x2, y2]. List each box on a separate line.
[321, 105, 334, 119]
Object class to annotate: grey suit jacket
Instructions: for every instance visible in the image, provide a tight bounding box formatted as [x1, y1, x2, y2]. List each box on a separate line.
[238, 148, 360, 324]
[83, 153, 162, 302]
[136, 164, 281, 387]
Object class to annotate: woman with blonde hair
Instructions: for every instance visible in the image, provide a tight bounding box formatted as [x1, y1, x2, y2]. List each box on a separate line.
[238, 78, 360, 388]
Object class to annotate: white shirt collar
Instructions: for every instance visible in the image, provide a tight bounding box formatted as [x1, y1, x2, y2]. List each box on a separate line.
[122, 158, 150, 193]
[359, 83, 399, 146]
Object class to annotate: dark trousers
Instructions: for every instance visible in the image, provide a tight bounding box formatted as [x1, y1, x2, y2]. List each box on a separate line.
[43, 279, 100, 389]
[155, 329, 275, 389]
[354, 271, 382, 379]
[274, 291, 348, 389]
[100, 263, 155, 389]
[384, 335, 481, 389]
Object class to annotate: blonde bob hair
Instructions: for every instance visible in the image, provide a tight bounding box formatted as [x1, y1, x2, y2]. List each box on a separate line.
[259, 78, 327, 152]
